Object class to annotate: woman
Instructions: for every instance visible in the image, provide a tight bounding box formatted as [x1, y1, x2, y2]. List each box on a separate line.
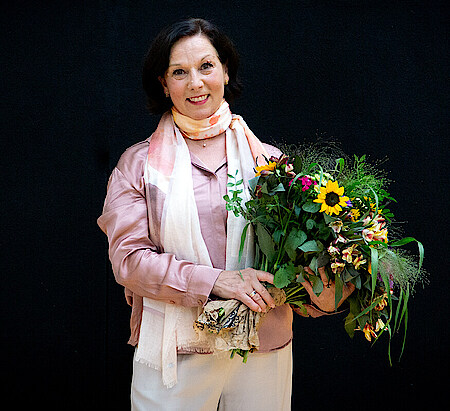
[98, 18, 353, 410]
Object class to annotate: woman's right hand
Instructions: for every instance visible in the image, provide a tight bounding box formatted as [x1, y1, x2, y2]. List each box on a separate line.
[211, 268, 276, 313]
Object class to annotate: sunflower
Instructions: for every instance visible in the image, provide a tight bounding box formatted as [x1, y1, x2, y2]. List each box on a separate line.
[255, 161, 277, 177]
[313, 180, 350, 215]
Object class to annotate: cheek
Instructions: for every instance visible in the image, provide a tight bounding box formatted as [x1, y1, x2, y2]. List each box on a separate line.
[210, 74, 226, 92]
[166, 81, 185, 100]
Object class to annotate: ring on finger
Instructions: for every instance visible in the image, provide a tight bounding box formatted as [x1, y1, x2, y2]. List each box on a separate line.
[248, 290, 258, 298]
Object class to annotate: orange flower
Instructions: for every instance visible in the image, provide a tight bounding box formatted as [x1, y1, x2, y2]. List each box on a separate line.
[331, 260, 345, 274]
[363, 323, 377, 342]
[255, 161, 277, 177]
[353, 254, 367, 269]
[375, 293, 388, 311]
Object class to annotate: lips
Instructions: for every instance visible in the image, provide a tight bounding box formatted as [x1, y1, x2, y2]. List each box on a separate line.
[187, 94, 209, 103]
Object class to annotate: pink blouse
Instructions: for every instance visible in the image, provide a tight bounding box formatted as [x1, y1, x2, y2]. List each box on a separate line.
[97, 139, 293, 352]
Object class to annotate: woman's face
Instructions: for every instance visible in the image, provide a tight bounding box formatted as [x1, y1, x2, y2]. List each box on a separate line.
[159, 34, 229, 120]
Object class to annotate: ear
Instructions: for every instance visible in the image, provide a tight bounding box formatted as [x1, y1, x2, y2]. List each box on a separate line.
[223, 65, 229, 84]
[158, 76, 168, 94]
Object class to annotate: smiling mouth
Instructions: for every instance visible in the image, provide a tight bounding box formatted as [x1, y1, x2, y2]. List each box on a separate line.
[187, 95, 209, 103]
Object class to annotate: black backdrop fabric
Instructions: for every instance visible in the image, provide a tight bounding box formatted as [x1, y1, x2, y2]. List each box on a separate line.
[1, 1, 448, 409]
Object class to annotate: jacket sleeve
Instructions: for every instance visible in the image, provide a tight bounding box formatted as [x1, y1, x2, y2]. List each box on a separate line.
[97, 144, 222, 308]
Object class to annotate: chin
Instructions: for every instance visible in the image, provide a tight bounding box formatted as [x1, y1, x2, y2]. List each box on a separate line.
[186, 108, 215, 120]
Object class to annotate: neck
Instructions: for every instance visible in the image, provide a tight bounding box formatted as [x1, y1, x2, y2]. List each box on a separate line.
[184, 132, 226, 171]
[171, 100, 232, 141]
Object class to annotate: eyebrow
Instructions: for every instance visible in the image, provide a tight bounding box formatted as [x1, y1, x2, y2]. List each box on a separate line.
[168, 54, 218, 67]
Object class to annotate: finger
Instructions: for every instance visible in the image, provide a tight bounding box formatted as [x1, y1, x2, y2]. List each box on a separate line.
[240, 293, 263, 312]
[255, 286, 276, 308]
[249, 291, 268, 312]
[255, 270, 274, 285]
[258, 287, 275, 308]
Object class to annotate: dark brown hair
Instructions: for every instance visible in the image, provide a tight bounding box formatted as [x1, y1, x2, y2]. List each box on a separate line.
[142, 18, 242, 114]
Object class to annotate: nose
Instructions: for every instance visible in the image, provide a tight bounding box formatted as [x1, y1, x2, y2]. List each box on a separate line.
[189, 69, 203, 89]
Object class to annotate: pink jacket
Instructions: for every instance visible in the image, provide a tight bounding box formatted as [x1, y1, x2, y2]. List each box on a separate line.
[98, 138, 293, 352]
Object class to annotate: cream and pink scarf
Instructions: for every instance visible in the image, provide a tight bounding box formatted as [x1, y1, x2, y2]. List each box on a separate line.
[135, 100, 269, 387]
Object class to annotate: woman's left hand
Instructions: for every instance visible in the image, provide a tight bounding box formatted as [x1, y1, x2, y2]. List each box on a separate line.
[299, 266, 355, 313]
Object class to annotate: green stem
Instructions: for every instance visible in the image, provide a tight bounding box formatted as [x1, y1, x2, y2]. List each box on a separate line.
[273, 202, 296, 270]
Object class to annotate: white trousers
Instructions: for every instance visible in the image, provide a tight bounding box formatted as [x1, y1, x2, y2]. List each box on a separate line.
[131, 343, 292, 411]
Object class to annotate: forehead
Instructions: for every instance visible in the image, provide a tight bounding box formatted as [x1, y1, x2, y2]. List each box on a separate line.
[169, 34, 218, 63]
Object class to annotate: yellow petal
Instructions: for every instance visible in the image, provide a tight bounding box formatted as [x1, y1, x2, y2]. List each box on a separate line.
[339, 197, 350, 207]
[328, 180, 338, 192]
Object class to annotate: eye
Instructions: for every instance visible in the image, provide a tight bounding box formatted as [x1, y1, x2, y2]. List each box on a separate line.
[200, 62, 214, 71]
[171, 68, 187, 79]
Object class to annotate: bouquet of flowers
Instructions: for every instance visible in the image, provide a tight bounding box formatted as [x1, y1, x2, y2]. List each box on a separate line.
[195, 142, 426, 363]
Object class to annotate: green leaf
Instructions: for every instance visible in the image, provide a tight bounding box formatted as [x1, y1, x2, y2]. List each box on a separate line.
[299, 240, 320, 253]
[316, 251, 330, 268]
[306, 219, 316, 230]
[296, 267, 306, 283]
[302, 201, 321, 213]
[335, 157, 345, 173]
[248, 176, 259, 192]
[238, 222, 251, 262]
[273, 229, 284, 244]
[344, 311, 356, 338]
[285, 229, 307, 259]
[323, 213, 335, 224]
[351, 294, 385, 324]
[370, 247, 379, 300]
[255, 223, 276, 262]
[260, 182, 269, 194]
[341, 265, 359, 282]
[270, 183, 285, 194]
[308, 256, 318, 274]
[310, 274, 323, 295]
[293, 155, 302, 172]
[344, 296, 361, 337]
[273, 262, 296, 288]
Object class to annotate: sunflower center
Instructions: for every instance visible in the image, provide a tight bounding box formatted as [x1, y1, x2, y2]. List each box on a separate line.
[325, 192, 340, 206]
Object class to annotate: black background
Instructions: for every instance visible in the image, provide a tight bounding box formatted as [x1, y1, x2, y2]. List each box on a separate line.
[1, 1, 448, 409]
